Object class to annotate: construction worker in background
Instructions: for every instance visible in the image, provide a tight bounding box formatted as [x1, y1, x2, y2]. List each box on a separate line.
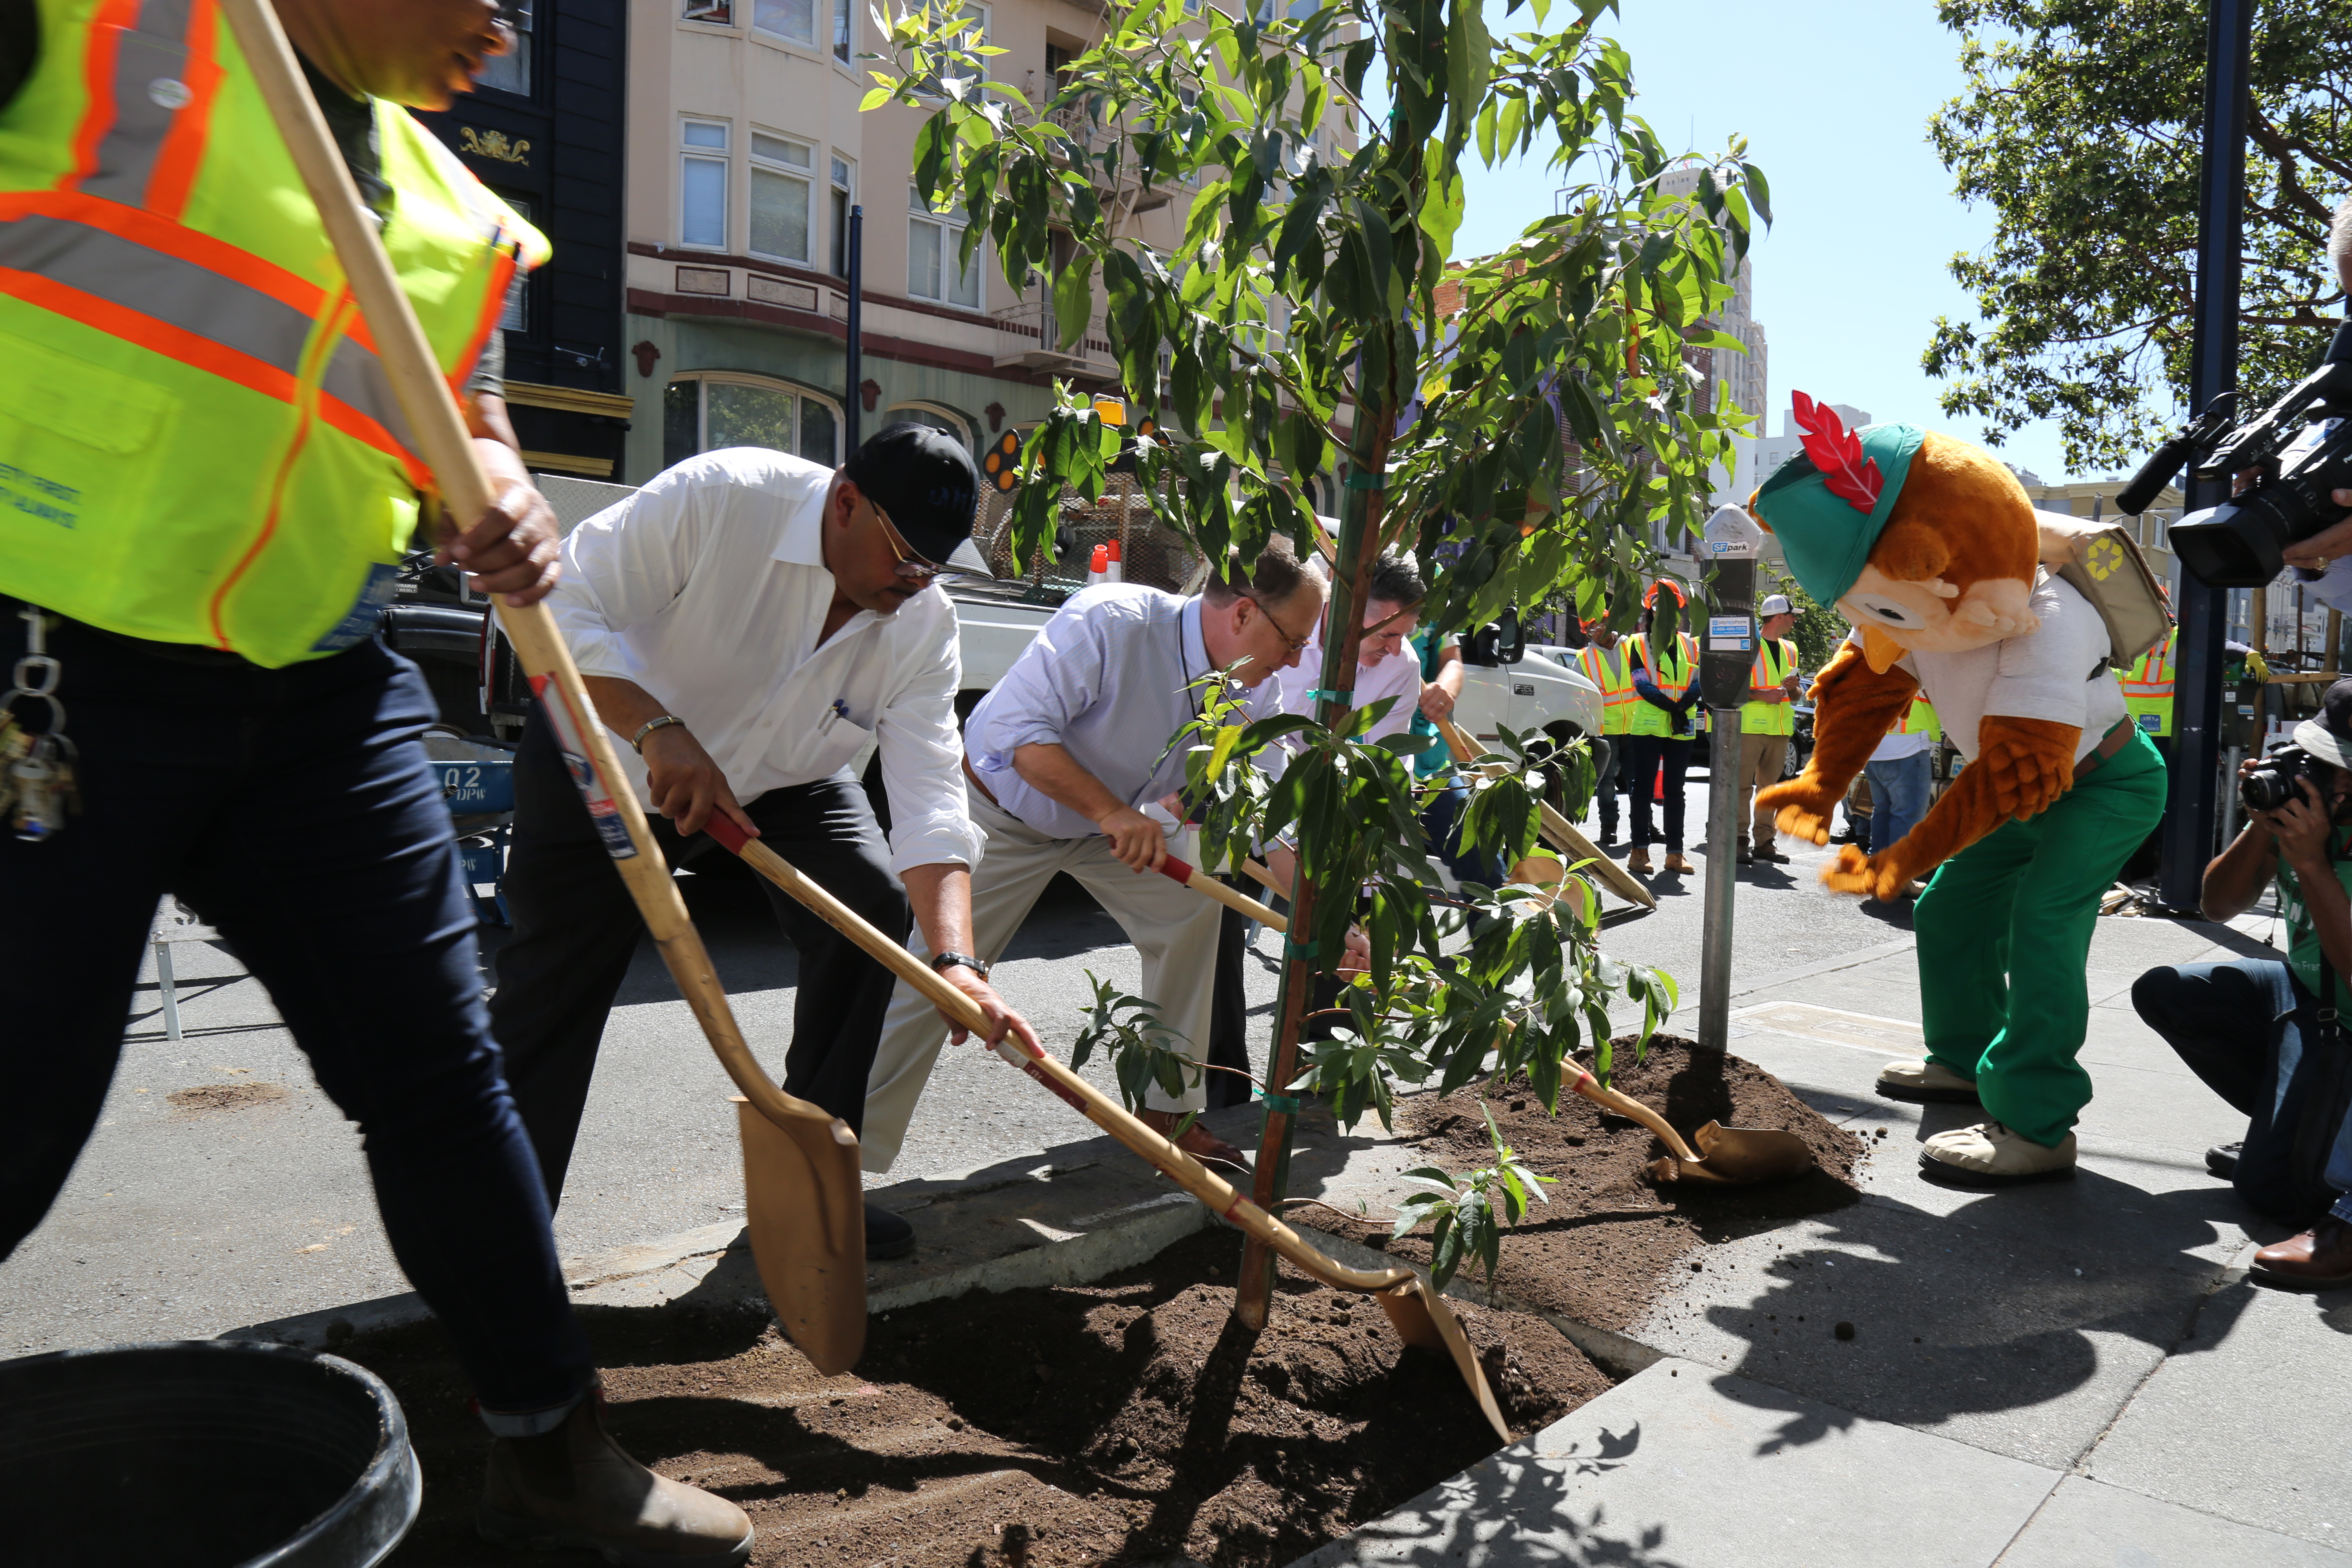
[1575, 615, 1637, 846]
[2120, 626, 2176, 747]
[1624, 580, 1702, 877]
[0, 1, 754, 1561]
[1735, 593, 1804, 865]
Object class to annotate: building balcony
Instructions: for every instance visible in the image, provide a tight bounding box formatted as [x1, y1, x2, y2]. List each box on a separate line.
[992, 290, 1115, 376]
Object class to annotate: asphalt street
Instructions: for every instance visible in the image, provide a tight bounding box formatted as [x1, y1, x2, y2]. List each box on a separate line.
[2, 762, 1920, 1356]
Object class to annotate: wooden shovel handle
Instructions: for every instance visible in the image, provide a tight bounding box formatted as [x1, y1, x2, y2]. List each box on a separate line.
[1435, 715, 1655, 911]
[697, 820, 1417, 1294]
[218, 0, 823, 1135]
[1154, 853, 1288, 930]
[1570, 1067, 1700, 1165]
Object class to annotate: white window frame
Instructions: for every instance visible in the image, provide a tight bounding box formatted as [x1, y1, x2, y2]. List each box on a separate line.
[679, 118, 731, 250]
[671, 372, 846, 466]
[750, 0, 818, 49]
[748, 129, 815, 265]
[906, 183, 983, 310]
[829, 153, 856, 277]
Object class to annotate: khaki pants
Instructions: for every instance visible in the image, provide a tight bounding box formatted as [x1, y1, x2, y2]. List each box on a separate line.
[1736, 730, 1790, 848]
[860, 792, 1224, 1173]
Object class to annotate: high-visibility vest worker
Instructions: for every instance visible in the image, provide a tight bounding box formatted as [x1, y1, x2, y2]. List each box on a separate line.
[1576, 635, 1637, 734]
[1626, 629, 1700, 737]
[0, 0, 549, 668]
[1741, 637, 1799, 737]
[2119, 627, 2177, 737]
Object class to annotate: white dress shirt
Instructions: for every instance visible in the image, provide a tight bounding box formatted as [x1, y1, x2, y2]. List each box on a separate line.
[547, 447, 982, 874]
[962, 585, 1216, 840]
[1866, 572, 2127, 765]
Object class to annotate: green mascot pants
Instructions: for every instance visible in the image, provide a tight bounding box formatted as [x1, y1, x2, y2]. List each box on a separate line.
[1913, 729, 2168, 1147]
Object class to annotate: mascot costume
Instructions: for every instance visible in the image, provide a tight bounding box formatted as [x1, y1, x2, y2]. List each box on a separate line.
[1753, 396, 2169, 1186]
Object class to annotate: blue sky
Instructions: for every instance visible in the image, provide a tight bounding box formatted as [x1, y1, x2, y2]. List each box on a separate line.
[1446, 0, 2088, 482]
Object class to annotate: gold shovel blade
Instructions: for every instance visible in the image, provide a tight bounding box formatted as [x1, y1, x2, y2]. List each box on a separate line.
[1374, 1277, 1509, 1443]
[733, 1097, 867, 1374]
[1645, 1120, 1817, 1185]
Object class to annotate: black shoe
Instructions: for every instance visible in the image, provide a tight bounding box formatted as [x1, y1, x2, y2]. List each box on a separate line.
[865, 1201, 915, 1261]
[1736, 846, 1754, 865]
[2206, 1142, 2243, 1179]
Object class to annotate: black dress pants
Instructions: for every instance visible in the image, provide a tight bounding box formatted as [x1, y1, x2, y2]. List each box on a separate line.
[491, 706, 910, 1207]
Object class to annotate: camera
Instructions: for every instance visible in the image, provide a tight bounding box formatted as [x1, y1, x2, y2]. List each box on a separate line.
[2241, 743, 2333, 815]
[2120, 318, 2352, 588]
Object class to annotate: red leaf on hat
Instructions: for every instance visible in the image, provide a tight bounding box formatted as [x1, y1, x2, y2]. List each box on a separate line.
[1791, 391, 1883, 514]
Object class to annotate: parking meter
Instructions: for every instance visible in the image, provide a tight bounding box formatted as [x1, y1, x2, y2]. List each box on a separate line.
[1697, 504, 1763, 1050]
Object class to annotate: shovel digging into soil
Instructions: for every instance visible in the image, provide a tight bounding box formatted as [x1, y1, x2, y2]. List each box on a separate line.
[700, 817, 1512, 1443]
[1569, 1067, 1815, 1186]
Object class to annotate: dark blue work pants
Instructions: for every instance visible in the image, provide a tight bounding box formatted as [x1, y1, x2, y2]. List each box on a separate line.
[0, 606, 592, 1418]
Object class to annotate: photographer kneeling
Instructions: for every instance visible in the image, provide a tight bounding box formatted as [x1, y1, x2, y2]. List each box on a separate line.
[2131, 681, 2352, 1288]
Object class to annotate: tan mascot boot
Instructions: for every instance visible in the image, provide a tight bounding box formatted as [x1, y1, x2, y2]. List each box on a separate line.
[1919, 1122, 2075, 1187]
[480, 1386, 753, 1566]
[1875, 1058, 1980, 1105]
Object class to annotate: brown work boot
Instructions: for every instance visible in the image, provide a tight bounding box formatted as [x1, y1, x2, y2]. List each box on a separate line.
[479, 1386, 752, 1566]
[2251, 1216, 2352, 1291]
[1626, 846, 1653, 875]
[1663, 852, 1695, 875]
[1139, 1107, 1252, 1175]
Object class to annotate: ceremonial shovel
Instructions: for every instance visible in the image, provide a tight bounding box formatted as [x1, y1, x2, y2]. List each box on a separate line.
[223, 0, 867, 1372]
[698, 817, 1511, 1443]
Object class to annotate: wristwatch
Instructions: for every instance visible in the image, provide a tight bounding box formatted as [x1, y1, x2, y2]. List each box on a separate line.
[931, 951, 991, 978]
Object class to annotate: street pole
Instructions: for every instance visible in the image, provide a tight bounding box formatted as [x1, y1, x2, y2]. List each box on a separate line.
[1697, 505, 1762, 1050]
[2159, 0, 2252, 909]
[845, 204, 864, 454]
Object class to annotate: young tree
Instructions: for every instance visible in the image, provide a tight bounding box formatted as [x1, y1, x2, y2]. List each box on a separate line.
[1927, 0, 2352, 473]
[866, 0, 1755, 1325]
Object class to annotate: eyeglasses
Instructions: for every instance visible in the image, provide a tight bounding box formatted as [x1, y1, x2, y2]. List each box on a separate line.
[1245, 593, 1312, 655]
[869, 499, 951, 583]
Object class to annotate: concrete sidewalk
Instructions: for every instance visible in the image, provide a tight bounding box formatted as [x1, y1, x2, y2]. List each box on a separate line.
[1302, 908, 2352, 1567]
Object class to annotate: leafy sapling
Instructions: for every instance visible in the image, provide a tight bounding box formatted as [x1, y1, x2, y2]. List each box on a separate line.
[1389, 1102, 1556, 1292]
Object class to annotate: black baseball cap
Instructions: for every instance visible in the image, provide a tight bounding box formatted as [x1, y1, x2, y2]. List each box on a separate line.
[842, 422, 982, 569]
[2294, 677, 2352, 771]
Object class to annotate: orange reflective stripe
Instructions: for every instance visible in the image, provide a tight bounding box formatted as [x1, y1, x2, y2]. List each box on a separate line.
[61, 0, 142, 194]
[145, 0, 224, 220]
[448, 246, 516, 398]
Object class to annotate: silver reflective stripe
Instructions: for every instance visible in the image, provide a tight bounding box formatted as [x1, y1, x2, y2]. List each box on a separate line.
[81, 0, 197, 210]
[322, 336, 420, 458]
[0, 211, 309, 378]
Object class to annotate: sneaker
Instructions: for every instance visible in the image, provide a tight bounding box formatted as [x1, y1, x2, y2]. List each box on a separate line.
[2205, 1141, 2242, 1179]
[480, 1387, 754, 1567]
[865, 1201, 915, 1261]
[1918, 1121, 2076, 1187]
[1875, 1058, 1981, 1105]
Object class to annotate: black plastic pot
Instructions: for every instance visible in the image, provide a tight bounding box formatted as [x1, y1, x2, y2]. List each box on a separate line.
[0, 1339, 421, 1567]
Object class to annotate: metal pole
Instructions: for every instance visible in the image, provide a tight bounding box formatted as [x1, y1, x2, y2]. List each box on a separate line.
[1699, 710, 1742, 1048]
[844, 204, 864, 454]
[2159, 0, 2253, 911]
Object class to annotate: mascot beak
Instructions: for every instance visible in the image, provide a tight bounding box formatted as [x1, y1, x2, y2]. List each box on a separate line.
[1860, 625, 1909, 673]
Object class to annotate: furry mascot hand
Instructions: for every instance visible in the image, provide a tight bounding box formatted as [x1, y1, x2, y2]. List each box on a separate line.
[1755, 639, 1918, 845]
[1821, 715, 2080, 899]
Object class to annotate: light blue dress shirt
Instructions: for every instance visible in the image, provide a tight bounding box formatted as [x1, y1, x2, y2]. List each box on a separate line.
[964, 585, 1214, 839]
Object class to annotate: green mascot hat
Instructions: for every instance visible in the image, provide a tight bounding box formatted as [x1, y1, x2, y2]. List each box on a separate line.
[1751, 392, 1924, 606]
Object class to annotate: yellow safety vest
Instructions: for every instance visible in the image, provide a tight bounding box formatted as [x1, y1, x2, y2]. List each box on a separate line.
[1626, 631, 1699, 737]
[2118, 628, 2176, 737]
[0, 0, 548, 667]
[1895, 692, 1940, 738]
[1740, 637, 1797, 737]
[1577, 639, 1637, 734]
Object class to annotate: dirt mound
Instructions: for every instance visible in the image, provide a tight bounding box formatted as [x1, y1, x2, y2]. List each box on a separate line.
[1325, 1035, 1868, 1330]
[353, 1227, 1610, 1567]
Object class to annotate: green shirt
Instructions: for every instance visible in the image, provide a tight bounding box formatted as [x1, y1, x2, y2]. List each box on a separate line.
[2274, 840, 2352, 1008]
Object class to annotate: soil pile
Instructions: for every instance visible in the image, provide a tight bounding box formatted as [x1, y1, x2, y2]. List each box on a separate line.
[354, 1227, 1609, 1568]
[1325, 1035, 1869, 1330]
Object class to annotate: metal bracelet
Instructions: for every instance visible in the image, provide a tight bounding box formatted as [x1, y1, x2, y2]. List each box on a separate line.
[631, 714, 685, 753]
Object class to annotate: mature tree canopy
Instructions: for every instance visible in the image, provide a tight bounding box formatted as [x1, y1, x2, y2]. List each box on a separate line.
[1926, 0, 2352, 473]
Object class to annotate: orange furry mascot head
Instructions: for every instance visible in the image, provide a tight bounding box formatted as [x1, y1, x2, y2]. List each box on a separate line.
[1749, 396, 2080, 901]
